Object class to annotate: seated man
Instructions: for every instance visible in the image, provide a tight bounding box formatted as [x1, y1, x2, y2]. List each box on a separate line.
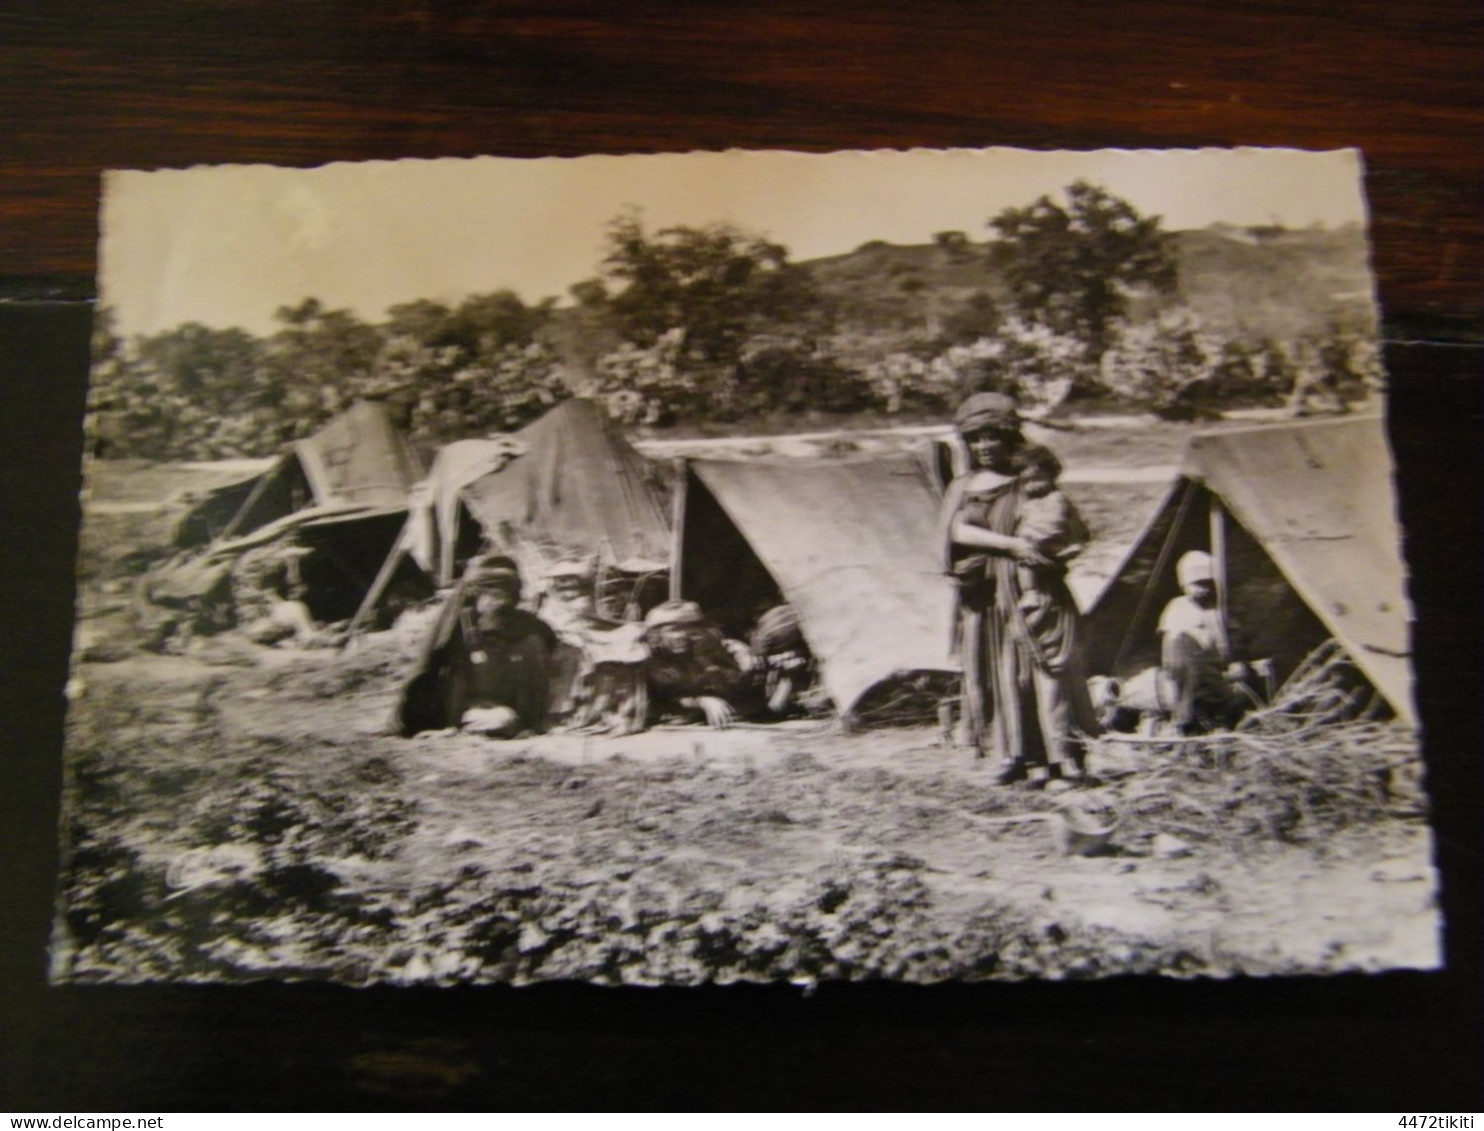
[541, 558, 613, 628]
[395, 555, 557, 738]
[539, 558, 605, 721]
[640, 600, 754, 729]
[1158, 550, 1255, 734]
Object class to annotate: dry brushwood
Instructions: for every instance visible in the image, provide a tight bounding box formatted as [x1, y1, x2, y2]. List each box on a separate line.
[851, 672, 959, 729]
[1093, 640, 1423, 850]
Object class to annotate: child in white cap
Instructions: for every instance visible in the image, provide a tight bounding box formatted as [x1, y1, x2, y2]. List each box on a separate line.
[1158, 550, 1250, 733]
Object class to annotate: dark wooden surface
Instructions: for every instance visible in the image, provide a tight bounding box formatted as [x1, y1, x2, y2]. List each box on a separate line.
[2, 1, 1481, 1110]
[3, 0, 1483, 333]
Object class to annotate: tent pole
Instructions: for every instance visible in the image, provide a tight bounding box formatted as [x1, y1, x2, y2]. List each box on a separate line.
[439, 500, 455, 587]
[343, 525, 408, 649]
[669, 459, 687, 601]
[1209, 493, 1232, 657]
[217, 455, 286, 545]
[1112, 478, 1194, 676]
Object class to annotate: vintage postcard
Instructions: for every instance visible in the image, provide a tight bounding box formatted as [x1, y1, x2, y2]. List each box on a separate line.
[55, 147, 1437, 985]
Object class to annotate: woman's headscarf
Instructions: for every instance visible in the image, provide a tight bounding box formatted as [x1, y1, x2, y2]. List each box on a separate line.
[954, 392, 1021, 437]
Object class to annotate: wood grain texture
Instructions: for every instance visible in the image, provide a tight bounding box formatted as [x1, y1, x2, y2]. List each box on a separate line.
[2, 0, 1482, 330]
[2, 1, 1481, 1111]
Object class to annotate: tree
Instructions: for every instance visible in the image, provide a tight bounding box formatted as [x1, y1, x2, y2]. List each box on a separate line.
[135, 323, 263, 410]
[933, 319, 1087, 417]
[382, 298, 457, 350]
[381, 290, 563, 441]
[123, 322, 269, 457]
[1098, 307, 1226, 418]
[936, 289, 1000, 348]
[88, 307, 139, 417]
[87, 307, 162, 457]
[592, 330, 690, 426]
[262, 299, 383, 434]
[591, 211, 823, 373]
[386, 291, 553, 359]
[988, 180, 1177, 360]
[409, 338, 566, 442]
[933, 230, 974, 262]
[573, 212, 830, 423]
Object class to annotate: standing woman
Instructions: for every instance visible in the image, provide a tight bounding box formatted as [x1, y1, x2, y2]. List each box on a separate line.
[940, 393, 1100, 785]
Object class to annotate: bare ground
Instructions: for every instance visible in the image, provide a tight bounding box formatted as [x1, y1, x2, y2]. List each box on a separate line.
[55, 630, 1440, 987]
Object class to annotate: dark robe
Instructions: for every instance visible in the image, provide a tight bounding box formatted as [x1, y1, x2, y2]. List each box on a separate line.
[395, 582, 557, 737]
[642, 625, 751, 724]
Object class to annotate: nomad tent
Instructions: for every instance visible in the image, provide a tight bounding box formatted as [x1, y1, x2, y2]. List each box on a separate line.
[350, 398, 671, 632]
[426, 398, 669, 583]
[674, 453, 958, 720]
[154, 401, 427, 626]
[173, 399, 424, 548]
[1083, 415, 1414, 723]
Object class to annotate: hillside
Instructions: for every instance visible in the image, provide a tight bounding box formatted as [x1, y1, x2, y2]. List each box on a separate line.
[802, 239, 1009, 337]
[539, 221, 1379, 409]
[798, 224, 1378, 344]
[1169, 224, 1378, 339]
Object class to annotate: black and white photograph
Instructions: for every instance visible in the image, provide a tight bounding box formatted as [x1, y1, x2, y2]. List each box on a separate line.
[53, 145, 1437, 989]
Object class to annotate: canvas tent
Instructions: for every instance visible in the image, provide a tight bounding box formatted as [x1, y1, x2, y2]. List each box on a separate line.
[171, 464, 274, 549]
[173, 399, 424, 548]
[1083, 415, 1414, 724]
[674, 453, 959, 719]
[154, 401, 427, 626]
[417, 398, 670, 584]
[350, 398, 671, 633]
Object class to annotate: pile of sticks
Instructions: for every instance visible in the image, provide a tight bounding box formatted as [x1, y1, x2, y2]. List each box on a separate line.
[1095, 640, 1425, 850]
[851, 672, 960, 729]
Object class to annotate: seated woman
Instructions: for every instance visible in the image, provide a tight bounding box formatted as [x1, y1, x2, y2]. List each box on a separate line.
[640, 599, 754, 729]
[539, 558, 648, 735]
[749, 603, 819, 718]
[394, 555, 557, 738]
[539, 558, 606, 721]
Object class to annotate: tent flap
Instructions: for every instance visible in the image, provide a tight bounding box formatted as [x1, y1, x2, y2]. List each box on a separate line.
[403, 437, 527, 582]
[291, 399, 425, 510]
[457, 399, 671, 578]
[683, 454, 958, 715]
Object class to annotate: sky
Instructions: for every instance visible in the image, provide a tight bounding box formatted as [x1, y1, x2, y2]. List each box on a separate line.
[100, 147, 1371, 337]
